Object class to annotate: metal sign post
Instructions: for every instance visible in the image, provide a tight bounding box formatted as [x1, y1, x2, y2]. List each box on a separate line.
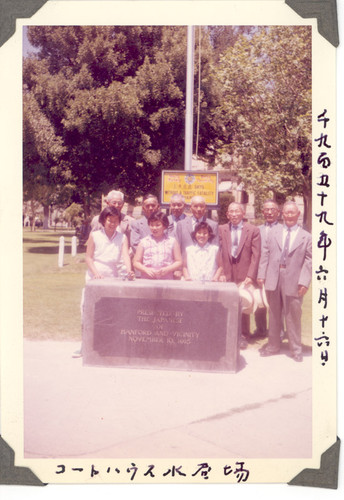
[184, 26, 195, 172]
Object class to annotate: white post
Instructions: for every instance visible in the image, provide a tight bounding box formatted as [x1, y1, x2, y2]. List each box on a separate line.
[71, 235, 77, 257]
[58, 236, 65, 267]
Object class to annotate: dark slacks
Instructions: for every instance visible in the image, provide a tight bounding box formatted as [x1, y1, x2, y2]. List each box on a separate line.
[241, 313, 251, 337]
[254, 307, 267, 334]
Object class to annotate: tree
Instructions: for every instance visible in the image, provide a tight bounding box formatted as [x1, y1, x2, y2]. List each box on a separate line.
[213, 26, 312, 228]
[23, 26, 222, 212]
[63, 202, 83, 228]
[23, 91, 67, 228]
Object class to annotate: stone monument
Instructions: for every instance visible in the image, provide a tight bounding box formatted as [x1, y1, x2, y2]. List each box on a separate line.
[82, 279, 240, 372]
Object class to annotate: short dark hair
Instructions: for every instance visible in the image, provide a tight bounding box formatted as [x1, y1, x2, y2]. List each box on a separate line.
[191, 221, 215, 242]
[148, 211, 169, 228]
[98, 206, 120, 226]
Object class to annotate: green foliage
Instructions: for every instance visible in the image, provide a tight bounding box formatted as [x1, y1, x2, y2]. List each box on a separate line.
[63, 203, 84, 227]
[213, 26, 312, 227]
[217, 192, 235, 225]
[23, 25, 312, 227]
[24, 26, 221, 210]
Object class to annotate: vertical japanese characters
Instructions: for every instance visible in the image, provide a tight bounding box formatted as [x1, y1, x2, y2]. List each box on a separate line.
[315, 110, 334, 366]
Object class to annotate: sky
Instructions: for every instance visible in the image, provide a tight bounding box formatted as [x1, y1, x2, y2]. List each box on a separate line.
[23, 26, 39, 57]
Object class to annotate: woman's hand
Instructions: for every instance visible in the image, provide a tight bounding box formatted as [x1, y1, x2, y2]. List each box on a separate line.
[156, 267, 169, 277]
[92, 272, 103, 279]
[144, 267, 158, 279]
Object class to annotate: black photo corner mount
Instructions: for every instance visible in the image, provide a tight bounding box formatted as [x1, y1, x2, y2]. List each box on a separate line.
[288, 437, 341, 489]
[285, 0, 339, 46]
[0, 0, 340, 48]
[0, 436, 46, 486]
[0, 0, 341, 489]
[0, 0, 48, 48]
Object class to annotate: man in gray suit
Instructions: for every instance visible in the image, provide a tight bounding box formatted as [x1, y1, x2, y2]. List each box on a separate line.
[253, 200, 281, 338]
[130, 193, 160, 254]
[167, 193, 187, 237]
[257, 201, 312, 362]
[176, 195, 218, 255]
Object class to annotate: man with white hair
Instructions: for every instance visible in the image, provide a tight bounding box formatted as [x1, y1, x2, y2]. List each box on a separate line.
[257, 201, 312, 362]
[91, 190, 133, 244]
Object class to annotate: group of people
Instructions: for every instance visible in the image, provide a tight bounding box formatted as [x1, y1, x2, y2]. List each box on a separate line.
[84, 189, 312, 362]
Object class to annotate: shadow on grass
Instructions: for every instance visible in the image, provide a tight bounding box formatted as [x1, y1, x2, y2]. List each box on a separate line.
[23, 238, 60, 244]
[27, 248, 86, 258]
[28, 246, 74, 255]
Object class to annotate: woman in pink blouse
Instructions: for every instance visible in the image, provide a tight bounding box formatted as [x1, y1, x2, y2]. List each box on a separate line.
[133, 212, 182, 279]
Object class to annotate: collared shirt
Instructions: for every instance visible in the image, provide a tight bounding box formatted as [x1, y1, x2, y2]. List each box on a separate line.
[230, 221, 243, 257]
[282, 224, 299, 251]
[171, 213, 186, 230]
[192, 216, 205, 230]
[231, 220, 244, 240]
[185, 242, 219, 281]
[264, 220, 279, 235]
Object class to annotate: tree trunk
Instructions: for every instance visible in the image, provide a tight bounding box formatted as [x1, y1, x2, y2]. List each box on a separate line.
[303, 192, 312, 232]
[43, 204, 49, 230]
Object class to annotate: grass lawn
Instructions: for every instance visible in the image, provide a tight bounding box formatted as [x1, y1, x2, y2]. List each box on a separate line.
[23, 229, 86, 340]
[23, 228, 312, 346]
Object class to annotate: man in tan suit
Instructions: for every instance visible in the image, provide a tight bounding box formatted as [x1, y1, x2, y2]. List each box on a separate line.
[257, 201, 312, 362]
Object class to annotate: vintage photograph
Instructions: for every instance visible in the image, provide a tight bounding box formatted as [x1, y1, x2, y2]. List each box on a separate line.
[0, 0, 339, 489]
[22, 21, 313, 455]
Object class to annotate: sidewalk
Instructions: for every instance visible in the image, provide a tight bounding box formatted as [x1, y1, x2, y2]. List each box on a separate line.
[24, 339, 312, 459]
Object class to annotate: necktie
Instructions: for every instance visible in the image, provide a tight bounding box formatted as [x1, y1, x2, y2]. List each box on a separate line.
[280, 228, 291, 266]
[193, 218, 201, 229]
[232, 226, 239, 258]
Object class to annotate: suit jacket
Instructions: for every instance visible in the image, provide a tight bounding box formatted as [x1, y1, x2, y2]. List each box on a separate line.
[258, 222, 282, 248]
[258, 224, 312, 297]
[176, 216, 219, 255]
[130, 216, 151, 253]
[166, 213, 186, 237]
[219, 222, 261, 283]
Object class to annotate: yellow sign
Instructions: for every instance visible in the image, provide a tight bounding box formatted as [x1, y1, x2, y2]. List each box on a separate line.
[161, 171, 218, 206]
